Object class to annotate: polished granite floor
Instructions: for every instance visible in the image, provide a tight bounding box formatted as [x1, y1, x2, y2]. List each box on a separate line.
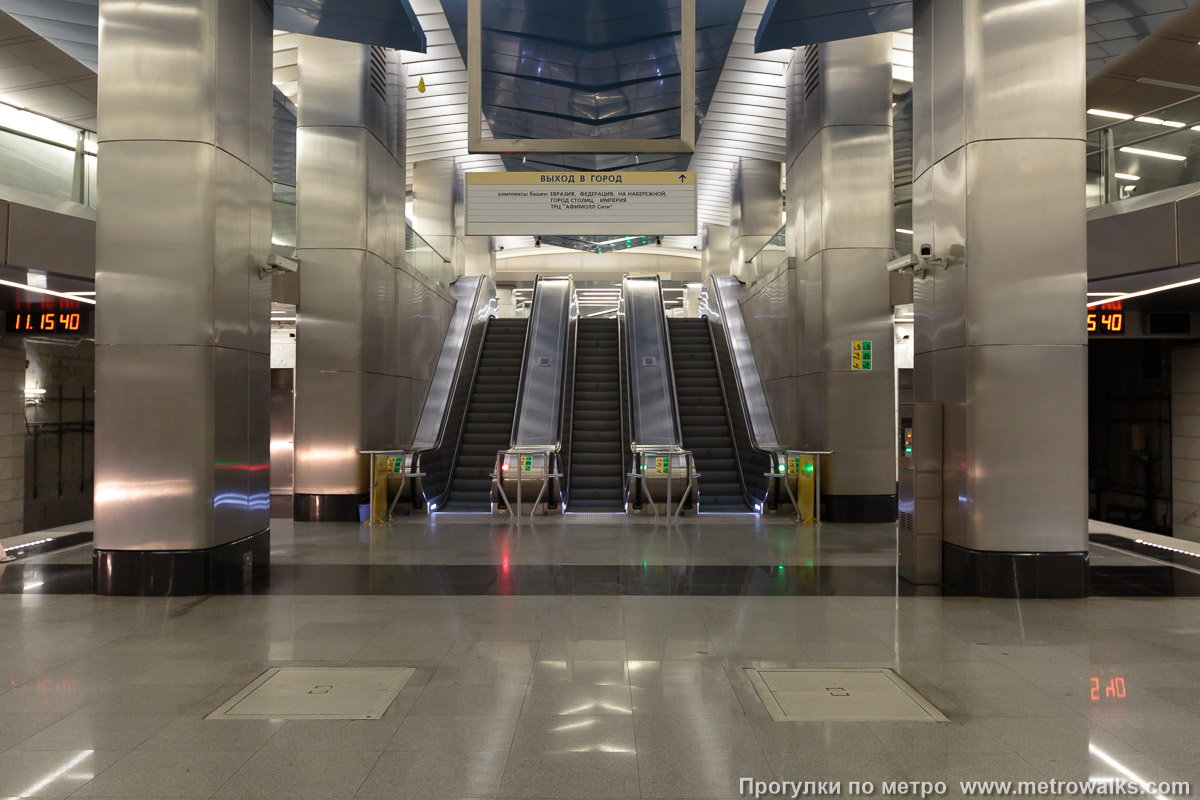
[0, 517, 1197, 798]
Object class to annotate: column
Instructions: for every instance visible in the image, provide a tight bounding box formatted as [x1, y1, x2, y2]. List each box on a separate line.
[700, 223, 730, 280]
[93, 0, 274, 594]
[912, 0, 1088, 596]
[0, 339, 24, 539]
[292, 36, 407, 521]
[412, 159, 458, 270]
[787, 34, 897, 522]
[728, 158, 783, 282]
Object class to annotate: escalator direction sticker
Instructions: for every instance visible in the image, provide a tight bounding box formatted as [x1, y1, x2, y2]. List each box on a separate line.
[655, 457, 669, 474]
[521, 456, 534, 472]
[851, 341, 872, 371]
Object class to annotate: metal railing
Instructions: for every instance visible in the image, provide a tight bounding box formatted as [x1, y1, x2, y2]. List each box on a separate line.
[1087, 94, 1200, 207]
[745, 224, 786, 286]
[405, 221, 453, 288]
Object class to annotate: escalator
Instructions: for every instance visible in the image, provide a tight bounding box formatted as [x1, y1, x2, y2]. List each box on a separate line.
[567, 318, 625, 511]
[668, 318, 749, 510]
[441, 318, 528, 510]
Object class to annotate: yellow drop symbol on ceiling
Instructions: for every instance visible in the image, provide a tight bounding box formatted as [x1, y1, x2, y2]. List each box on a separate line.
[417, 77, 426, 93]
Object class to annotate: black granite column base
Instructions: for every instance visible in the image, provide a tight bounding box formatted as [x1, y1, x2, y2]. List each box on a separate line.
[93, 528, 270, 596]
[293, 493, 366, 522]
[942, 542, 1090, 598]
[820, 494, 897, 523]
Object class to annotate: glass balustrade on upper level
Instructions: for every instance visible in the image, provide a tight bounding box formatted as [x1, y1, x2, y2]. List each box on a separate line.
[1087, 95, 1200, 207]
[0, 100, 96, 208]
[746, 225, 787, 287]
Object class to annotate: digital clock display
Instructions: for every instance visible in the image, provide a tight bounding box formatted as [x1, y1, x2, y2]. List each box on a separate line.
[3, 309, 93, 335]
[1087, 311, 1124, 335]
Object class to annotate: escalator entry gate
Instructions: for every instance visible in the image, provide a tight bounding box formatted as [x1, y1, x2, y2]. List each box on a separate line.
[494, 450, 560, 518]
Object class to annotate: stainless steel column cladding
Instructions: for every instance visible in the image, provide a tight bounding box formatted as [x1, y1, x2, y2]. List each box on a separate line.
[912, 0, 1088, 576]
[729, 159, 784, 283]
[293, 36, 448, 502]
[785, 34, 898, 517]
[94, 0, 274, 556]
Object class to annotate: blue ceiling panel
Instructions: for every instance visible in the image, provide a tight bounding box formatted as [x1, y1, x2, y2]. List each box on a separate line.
[0, 0, 427, 72]
[442, 0, 745, 172]
[755, 0, 909, 52]
[274, 0, 426, 53]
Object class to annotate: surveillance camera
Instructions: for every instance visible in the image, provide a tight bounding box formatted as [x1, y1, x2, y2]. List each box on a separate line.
[887, 253, 921, 273]
[258, 254, 298, 278]
[918, 243, 933, 258]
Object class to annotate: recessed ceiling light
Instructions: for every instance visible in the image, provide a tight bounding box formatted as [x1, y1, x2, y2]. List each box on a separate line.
[895, 228, 914, 235]
[1114, 173, 1140, 181]
[1163, 120, 1187, 128]
[1120, 146, 1186, 161]
[1088, 109, 1133, 120]
[1135, 116, 1165, 125]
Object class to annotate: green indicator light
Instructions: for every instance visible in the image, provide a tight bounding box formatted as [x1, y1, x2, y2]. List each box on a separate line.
[804, 464, 814, 474]
[777, 464, 785, 473]
[778, 565, 784, 570]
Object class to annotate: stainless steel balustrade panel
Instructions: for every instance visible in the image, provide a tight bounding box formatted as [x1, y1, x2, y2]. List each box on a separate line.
[704, 277, 781, 452]
[411, 277, 494, 451]
[512, 276, 575, 450]
[94, 0, 273, 554]
[622, 275, 681, 449]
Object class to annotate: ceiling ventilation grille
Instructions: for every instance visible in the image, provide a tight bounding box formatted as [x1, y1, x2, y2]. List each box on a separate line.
[369, 46, 388, 101]
[804, 44, 820, 100]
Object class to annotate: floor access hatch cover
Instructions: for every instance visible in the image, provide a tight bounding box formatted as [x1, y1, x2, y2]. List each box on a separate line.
[207, 667, 415, 720]
[745, 668, 946, 722]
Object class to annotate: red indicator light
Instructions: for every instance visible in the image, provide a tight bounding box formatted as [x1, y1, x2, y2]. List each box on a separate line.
[501, 463, 509, 471]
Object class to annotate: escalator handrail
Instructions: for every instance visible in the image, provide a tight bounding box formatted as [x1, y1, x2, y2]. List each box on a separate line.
[509, 275, 575, 453]
[412, 275, 496, 454]
[702, 276, 782, 452]
[622, 274, 685, 452]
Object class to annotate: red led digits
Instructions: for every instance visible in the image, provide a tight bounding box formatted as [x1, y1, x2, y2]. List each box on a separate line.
[1086, 311, 1124, 335]
[1090, 676, 1126, 701]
